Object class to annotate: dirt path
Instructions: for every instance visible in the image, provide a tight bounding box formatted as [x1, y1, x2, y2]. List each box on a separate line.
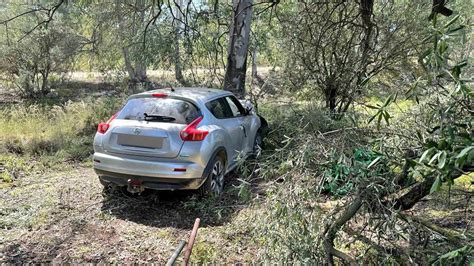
[0, 166, 259, 263]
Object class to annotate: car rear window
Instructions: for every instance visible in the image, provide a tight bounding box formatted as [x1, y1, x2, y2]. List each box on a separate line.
[116, 97, 201, 124]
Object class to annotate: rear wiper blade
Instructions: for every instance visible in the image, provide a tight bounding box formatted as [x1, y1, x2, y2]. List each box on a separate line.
[143, 113, 176, 122]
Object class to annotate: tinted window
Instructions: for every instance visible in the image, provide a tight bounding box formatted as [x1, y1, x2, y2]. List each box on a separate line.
[225, 96, 246, 117]
[116, 98, 200, 124]
[206, 98, 230, 119]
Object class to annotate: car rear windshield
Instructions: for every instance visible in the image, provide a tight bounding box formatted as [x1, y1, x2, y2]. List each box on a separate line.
[116, 97, 201, 124]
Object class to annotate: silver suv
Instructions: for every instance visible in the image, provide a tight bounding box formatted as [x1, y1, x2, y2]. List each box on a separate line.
[93, 87, 265, 195]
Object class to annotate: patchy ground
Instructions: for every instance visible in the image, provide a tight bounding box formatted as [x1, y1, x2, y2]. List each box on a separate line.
[1, 158, 473, 264]
[0, 164, 261, 264]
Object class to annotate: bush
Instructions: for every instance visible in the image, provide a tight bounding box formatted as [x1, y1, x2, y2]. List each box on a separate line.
[237, 102, 361, 262]
[0, 96, 124, 162]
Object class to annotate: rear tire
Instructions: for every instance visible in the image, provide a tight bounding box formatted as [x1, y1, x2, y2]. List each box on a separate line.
[199, 155, 226, 196]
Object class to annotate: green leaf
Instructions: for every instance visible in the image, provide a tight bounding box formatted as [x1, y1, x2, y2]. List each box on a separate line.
[420, 147, 436, 163]
[416, 130, 423, 141]
[365, 104, 380, 110]
[383, 110, 390, 125]
[456, 146, 474, 159]
[422, 35, 433, 43]
[430, 176, 442, 194]
[437, 151, 447, 169]
[453, 59, 468, 69]
[377, 112, 383, 130]
[406, 77, 421, 98]
[460, 83, 473, 97]
[438, 40, 448, 55]
[367, 156, 381, 169]
[446, 25, 465, 36]
[435, 53, 445, 68]
[429, 151, 442, 165]
[444, 14, 460, 28]
[368, 111, 378, 124]
[383, 94, 394, 107]
[360, 76, 371, 86]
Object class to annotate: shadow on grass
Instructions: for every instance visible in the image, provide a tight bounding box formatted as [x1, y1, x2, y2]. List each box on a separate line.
[99, 171, 253, 230]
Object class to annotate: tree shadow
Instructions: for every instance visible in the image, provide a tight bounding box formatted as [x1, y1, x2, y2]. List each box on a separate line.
[53, 80, 118, 102]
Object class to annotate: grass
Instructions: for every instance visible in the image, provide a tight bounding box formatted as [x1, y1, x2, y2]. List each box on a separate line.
[0, 97, 123, 160]
[0, 82, 472, 263]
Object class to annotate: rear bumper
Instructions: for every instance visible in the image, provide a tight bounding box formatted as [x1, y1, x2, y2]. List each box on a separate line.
[96, 169, 205, 190]
[93, 152, 206, 180]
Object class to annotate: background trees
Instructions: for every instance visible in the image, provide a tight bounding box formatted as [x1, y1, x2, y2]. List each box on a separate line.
[0, 0, 472, 264]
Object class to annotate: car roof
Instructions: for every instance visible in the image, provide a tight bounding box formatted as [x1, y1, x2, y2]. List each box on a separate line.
[130, 87, 232, 104]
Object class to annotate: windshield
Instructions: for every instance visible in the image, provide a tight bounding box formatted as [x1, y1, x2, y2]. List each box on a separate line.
[116, 98, 201, 124]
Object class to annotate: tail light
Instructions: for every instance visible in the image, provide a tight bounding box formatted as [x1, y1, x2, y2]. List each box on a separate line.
[97, 112, 119, 134]
[180, 116, 209, 141]
[152, 93, 167, 98]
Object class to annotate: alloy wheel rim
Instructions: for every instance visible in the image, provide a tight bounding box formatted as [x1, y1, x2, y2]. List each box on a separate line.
[210, 160, 224, 194]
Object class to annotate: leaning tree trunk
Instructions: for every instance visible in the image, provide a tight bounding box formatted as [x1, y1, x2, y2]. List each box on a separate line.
[223, 0, 253, 99]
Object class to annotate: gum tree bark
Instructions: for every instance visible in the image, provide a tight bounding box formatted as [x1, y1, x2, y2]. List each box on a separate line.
[173, 0, 186, 85]
[224, 0, 253, 99]
[116, 0, 147, 83]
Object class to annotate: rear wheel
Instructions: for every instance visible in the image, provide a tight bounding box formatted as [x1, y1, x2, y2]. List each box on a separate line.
[199, 155, 225, 196]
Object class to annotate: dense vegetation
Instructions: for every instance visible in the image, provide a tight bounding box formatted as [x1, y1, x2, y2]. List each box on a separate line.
[0, 0, 472, 264]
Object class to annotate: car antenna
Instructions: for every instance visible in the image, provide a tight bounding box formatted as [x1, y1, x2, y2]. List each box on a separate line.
[169, 84, 175, 92]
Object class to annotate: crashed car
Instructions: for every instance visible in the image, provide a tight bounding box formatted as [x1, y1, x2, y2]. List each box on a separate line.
[93, 87, 268, 195]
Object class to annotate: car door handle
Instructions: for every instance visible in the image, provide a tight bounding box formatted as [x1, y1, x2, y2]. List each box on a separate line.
[239, 125, 247, 137]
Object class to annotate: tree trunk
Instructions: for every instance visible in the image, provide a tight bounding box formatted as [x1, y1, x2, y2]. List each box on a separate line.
[325, 87, 337, 114]
[323, 195, 361, 265]
[122, 46, 136, 80]
[352, 0, 374, 102]
[173, 0, 186, 85]
[223, 0, 253, 99]
[117, 0, 147, 83]
[390, 166, 472, 210]
[40, 71, 49, 95]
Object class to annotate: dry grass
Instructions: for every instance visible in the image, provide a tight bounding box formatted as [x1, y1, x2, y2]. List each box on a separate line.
[0, 165, 262, 263]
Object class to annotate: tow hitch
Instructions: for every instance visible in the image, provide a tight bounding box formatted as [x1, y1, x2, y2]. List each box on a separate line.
[127, 179, 145, 194]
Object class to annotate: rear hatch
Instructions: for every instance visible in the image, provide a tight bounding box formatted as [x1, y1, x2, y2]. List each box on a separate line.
[103, 96, 201, 158]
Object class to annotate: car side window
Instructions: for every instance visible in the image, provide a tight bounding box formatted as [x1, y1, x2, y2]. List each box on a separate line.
[206, 98, 231, 119]
[225, 96, 246, 117]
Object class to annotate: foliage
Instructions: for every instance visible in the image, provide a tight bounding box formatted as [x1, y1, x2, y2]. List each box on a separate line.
[385, 12, 473, 194]
[0, 3, 83, 97]
[279, 0, 427, 114]
[321, 149, 388, 197]
[0, 0, 473, 264]
[430, 245, 474, 265]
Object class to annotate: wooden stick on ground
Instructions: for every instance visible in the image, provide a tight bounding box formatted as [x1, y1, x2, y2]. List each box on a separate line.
[181, 218, 201, 266]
